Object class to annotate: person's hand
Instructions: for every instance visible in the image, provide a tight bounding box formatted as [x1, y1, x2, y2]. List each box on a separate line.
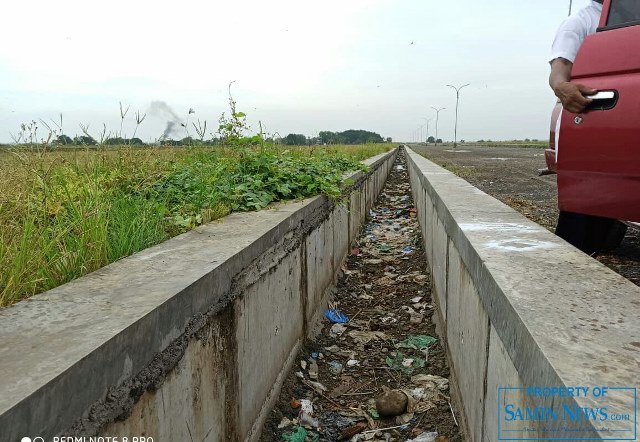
[553, 81, 597, 113]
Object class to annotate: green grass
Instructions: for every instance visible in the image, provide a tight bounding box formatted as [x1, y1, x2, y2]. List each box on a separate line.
[0, 143, 392, 306]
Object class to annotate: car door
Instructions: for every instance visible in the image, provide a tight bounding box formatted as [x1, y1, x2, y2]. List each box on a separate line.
[557, 0, 640, 221]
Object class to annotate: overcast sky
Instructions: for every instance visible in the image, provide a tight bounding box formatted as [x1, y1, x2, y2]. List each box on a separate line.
[0, 0, 591, 143]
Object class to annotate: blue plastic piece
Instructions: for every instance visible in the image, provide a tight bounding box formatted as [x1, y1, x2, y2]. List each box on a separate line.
[324, 308, 349, 324]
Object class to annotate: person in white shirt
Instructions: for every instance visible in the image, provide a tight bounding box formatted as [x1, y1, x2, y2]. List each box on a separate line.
[549, 0, 604, 113]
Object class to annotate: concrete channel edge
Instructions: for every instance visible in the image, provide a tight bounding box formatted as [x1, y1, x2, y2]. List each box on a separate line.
[0, 148, 398, 441]
[405, 146, 640, 442]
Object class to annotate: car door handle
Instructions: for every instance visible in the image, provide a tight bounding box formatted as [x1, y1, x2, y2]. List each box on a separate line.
[586, 90, 618, 111]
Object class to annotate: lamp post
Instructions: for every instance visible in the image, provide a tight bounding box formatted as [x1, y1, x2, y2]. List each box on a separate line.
[446, 83, 470, 149]
[569, 0, 573, 16]
[423, 118, 432, 144]
[419, 123, 426, 144]
[431, 107, 446, 146]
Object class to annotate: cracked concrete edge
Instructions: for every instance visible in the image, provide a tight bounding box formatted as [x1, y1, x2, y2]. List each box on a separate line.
[0, 147, 398, 440]
[405, 146, 640, 441]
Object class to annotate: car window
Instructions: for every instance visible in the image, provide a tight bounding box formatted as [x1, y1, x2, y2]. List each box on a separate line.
[607, 0, 640, 27]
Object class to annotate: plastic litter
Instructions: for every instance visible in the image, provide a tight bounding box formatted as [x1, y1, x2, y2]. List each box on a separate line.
[346, 359, 360, 367]
[308, 361, 319, 380]
[407, 431, 439, 442]
[324, 308, 349, 324]
[303, 379, 328, 394]
[278, 417, 293, 429]
[330, 323, 347, 338]
[396, 411, 415, 425]
[401, 306, 424, 324]
[386, 351, 425, 374]
[282, 426, 307, 442]
[414, 274, 428, 283]
[402, 358, 415, 368]
[328, 361, 344, 375]
[401, 246, 414, 254]
[381, 316, 398, 325]
[395, 335, 437, 350]
[411, 374, 450, 391]
[318, 413, 358, 441]
[377, 244, 392, 253]
[349, 330, 388, 345]
[298, 399, 320, 428]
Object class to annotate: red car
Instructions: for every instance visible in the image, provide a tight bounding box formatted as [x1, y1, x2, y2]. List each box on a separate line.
[546, 0, 640, 253]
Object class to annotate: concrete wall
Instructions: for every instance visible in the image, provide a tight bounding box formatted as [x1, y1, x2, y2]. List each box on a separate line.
[0, 148, 397, 442]
[405, 147, 639, 442]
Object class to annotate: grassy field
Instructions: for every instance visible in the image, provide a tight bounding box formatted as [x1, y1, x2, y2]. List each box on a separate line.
[0, 143, 392, 306]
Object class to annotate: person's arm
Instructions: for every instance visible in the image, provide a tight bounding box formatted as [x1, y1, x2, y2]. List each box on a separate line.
[549, 57, 596, 113]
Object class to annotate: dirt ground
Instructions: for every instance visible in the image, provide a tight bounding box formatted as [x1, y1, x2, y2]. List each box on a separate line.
[411, 144, 640, 286]
[260, 151, 463, 441]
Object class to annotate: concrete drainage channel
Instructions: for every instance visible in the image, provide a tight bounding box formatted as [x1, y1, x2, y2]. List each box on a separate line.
[259, 150, 462, 441]
[2, 145, 639, 441]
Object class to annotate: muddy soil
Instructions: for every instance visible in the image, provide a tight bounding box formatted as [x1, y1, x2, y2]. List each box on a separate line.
[260, 151, 463, 441]
[412, 144, 640, 287]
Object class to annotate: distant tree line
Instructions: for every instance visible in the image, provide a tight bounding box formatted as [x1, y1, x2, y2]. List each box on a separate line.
[54, 134, 146, 146]
[282, 130, 391, 146]
[14, 129, 391, 149]
[319, 130, 386, 145]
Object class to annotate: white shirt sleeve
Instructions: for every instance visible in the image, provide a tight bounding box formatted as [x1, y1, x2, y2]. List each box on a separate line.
[550, 28, 584, 63]
[549, 3, 602, 64]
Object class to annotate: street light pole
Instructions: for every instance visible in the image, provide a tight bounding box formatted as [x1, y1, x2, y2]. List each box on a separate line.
[568, 0, 573, 16]
[446, 83, 470, 149]
[423, 118, 432, 144]
[431, 107, 446, 146]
